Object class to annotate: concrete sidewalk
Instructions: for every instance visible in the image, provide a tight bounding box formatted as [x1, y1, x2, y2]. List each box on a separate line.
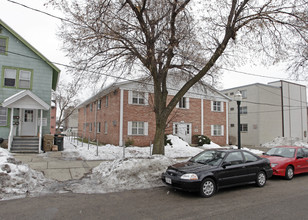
[13, 152, 104, 182]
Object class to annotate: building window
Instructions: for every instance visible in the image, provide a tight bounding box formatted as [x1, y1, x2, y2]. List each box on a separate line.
[128, 121, 148, 136]
[212, 101, 223, 112]
[230, 124, 234, 127]
[240, 106, 247, 114]
[230, 107, 234, 111]
[132, 91, 145, 105]
[105, 96, 109, 107]
[0, 106, 8, 126]
[90, 103, 93, 112]
[19, 70, 31, 88]
[3, 67, 32, 88]
[211, 125, 224, 136]
[0, 37, 8, 55]
[178, 97, 189, 109]
[240, 90, 247, 99]
[240, 124, 248, 132]
[4, 68, 16, 87]
[174, 124, 178, 134]
[97, 122, 101, 133]
[89, 123, 92, 132]
[230, 92, 234, 96]
[104, 121, 108, 134]
[97, 100, 101, 110]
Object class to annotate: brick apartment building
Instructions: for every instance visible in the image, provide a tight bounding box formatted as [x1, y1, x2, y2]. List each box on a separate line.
[77, 76, 231, 147]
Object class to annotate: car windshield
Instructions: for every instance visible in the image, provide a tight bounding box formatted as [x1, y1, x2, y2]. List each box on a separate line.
[265, 147, 295, 158]
[189, 150, 226, 166]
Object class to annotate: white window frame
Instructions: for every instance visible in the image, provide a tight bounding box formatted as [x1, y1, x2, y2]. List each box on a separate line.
[128, 91, 149, 105]
[89, 123, 92, 132]
[240, 90, 247, 99]
[128, 121, 148, 136]
[240, 123, 248, 132]
[97, 122, 101, 133]
[240, 106, 247, 114]
[97, 100, 101, 110]
[177, 97, 189, 109]
[0, 106, 8, 126]
[105, 95, 109, 107]
[211, 125, 224, 136]
[211, 101, 224, 112]
[104, 121, 108, 134]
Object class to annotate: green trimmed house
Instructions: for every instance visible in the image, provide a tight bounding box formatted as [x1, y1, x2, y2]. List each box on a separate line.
[0, 19, 60, 153]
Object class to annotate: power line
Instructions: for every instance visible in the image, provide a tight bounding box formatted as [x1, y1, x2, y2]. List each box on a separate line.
[6, 49, 308, 109]
[6, 0, 308, 84]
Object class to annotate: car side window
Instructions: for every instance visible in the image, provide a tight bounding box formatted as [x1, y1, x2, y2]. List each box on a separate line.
[243, 151, 258, 163]
[224, 152, 244, 165]
[297, 148, 305, 158]
[302, 148, 308, 158]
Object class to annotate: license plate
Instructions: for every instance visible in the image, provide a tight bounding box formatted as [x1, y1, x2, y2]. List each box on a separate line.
[166, 177, 172, 184]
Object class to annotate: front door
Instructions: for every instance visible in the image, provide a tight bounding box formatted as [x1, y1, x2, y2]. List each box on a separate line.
[20, 109, 37, 136]
[173, 123, 192, 144]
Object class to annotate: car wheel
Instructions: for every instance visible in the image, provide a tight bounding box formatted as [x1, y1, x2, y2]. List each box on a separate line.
[200, 178, 216, 198]
[256, 171, 266, 187]
[285, 166, 294, 180]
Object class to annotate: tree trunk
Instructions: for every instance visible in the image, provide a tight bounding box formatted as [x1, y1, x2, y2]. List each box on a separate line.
[152, 115, 167, 155]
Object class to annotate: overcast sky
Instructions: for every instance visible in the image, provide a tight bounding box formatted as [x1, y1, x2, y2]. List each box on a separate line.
[1, 0, 306, 100]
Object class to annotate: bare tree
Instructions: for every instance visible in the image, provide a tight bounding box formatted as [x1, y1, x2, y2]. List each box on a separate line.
[54, 81, 80, 132]
[47, 0, 308, 154]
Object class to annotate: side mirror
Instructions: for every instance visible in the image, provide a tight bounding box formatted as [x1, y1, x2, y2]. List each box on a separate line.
[222, 162, 232, 168]
[297, 156, 303, 159]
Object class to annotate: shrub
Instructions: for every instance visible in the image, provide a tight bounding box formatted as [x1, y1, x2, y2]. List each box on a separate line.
[125, 138, 134, 147]
[193, 135, 211, 146]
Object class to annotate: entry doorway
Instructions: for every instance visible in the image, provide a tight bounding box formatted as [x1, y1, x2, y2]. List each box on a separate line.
[173, 122, 192, 144]
[20, 109, 37, 136]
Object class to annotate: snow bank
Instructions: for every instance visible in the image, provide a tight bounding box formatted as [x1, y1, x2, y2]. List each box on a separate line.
[262, 137, 308, 148]
[65, 156, 176, 194]
[0, 148, 53, 200]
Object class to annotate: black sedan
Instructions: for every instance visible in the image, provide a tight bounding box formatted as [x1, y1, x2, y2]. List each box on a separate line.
[162, 149, 273, 197]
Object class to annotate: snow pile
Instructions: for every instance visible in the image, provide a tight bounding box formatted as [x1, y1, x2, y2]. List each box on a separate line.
[0, 148, 53, 200]
[262, 137, 308, 148]
[201, 141, 222, 149]
[165, 135, 203, 157]
[65, 156, 176, 194]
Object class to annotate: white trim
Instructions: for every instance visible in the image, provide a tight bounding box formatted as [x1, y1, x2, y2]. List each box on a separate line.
[226, 102, 229, 144]
[2, 90, 49, 110]
[39, 109, 43, 153]
[8, 107, 14, 151]
[119, 89, 124, 146]
[144, 122, 148, 136]
[201, 99, 204, 135]
[128, 90, 132, 105]
[127, 121, 132, 135]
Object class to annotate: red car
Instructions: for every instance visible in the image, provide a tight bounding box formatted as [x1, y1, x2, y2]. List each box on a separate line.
[262, 146, 308, 180]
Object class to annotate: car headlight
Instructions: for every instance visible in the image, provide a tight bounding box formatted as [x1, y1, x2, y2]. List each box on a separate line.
[271, 163, 278, 167]
[180, 173, 198, 180]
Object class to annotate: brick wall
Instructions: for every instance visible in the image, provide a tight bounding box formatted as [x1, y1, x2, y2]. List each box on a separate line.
[77, 89, 228, 147]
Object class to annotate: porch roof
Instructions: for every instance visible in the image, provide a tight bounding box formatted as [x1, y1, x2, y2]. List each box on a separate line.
[2, 90, 50, 110]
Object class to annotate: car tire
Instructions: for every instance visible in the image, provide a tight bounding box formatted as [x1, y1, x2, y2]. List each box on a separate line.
[256, 171, 266, 187]
[285, 166, 294, 180]
[200, 178, 216, 198]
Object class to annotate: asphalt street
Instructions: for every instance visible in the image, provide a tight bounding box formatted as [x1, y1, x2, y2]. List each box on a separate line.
[1, 174, 308, 220]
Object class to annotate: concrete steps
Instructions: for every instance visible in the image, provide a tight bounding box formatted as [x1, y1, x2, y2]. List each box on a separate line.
[11, 137, 39, 153]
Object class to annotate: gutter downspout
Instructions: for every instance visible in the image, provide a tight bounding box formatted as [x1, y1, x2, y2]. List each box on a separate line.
[119, 89, 124, 146]
[226, 102, 229, 145]
[281, 84, 285, 137]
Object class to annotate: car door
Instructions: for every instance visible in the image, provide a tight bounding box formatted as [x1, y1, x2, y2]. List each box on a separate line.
[242, 151, 260, 181]
[302, 148, 308, 173]
[217, 151, 247, 187]
[293, 148, 307, 174]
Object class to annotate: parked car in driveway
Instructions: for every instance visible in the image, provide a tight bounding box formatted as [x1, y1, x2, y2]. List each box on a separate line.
[261, 146, 308, 180]
[162, 149, 273, 197]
